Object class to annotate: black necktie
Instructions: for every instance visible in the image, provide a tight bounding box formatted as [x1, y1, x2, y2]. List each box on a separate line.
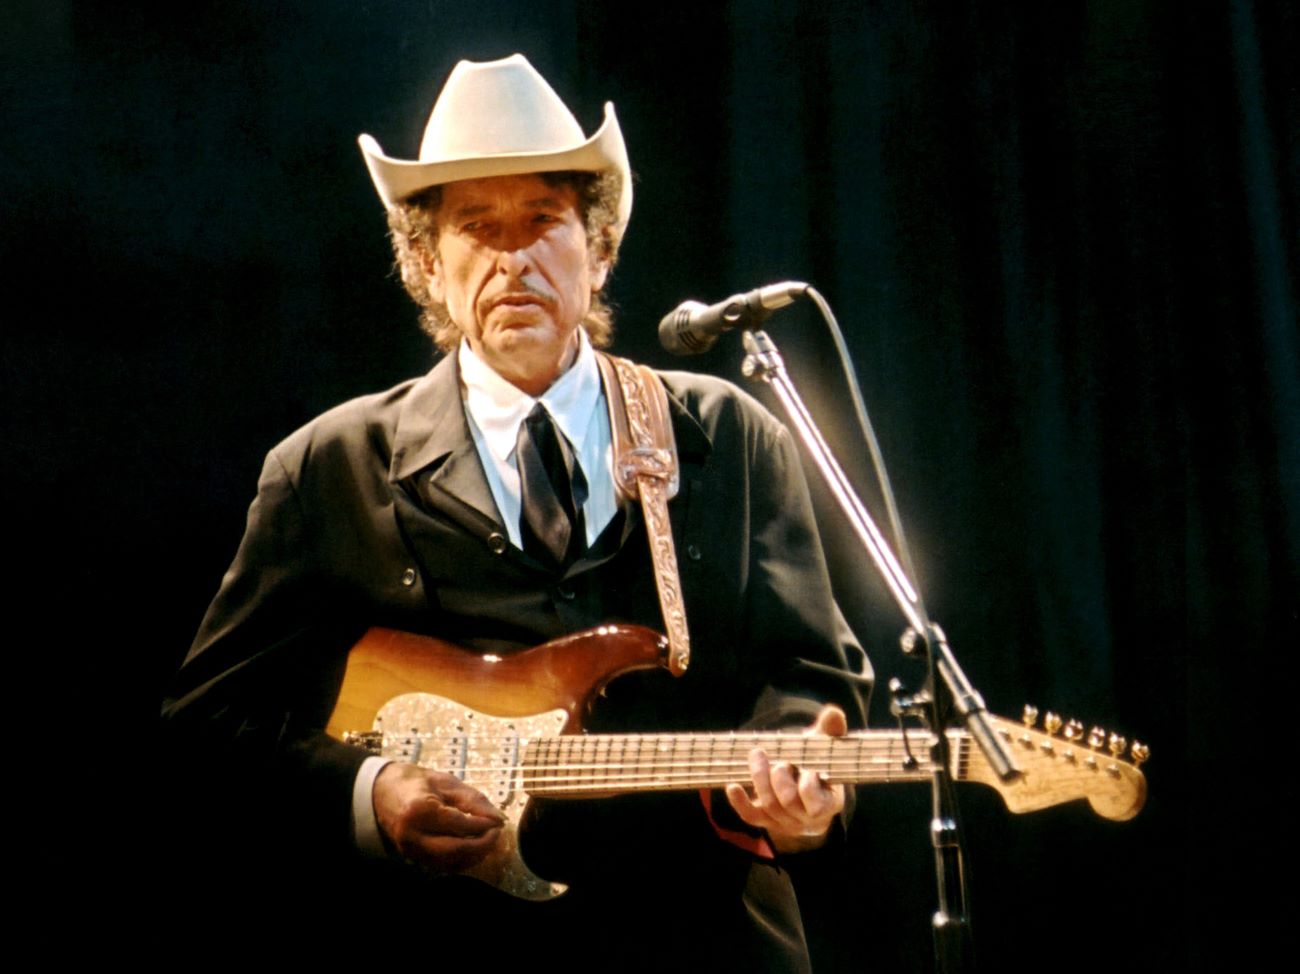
[516, 403, 588, 569]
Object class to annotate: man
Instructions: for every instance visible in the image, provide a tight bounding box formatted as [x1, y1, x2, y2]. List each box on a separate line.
[165, 55, 869, 971]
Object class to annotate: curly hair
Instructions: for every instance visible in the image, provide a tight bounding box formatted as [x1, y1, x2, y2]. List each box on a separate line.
[386, 170, 624, 353]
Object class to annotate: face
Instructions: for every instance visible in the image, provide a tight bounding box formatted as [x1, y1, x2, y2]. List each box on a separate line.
[426, 173, 609, 395]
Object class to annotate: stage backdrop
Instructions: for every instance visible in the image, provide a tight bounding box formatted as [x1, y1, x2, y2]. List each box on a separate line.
[4, 2, 1295, 969]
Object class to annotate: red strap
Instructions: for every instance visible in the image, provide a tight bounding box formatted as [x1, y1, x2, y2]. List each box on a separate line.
[699, 789, 775, 860]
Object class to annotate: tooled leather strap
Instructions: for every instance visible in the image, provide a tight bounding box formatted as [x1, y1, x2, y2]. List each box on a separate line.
[596, 352, 690, 676]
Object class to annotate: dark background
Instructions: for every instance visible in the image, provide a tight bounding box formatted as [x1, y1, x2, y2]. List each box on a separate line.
[5, 1, 1295, 969]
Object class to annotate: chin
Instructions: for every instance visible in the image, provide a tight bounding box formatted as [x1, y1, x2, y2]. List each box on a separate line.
[491, 324, 551, 353]
[494, 315, 574, 347]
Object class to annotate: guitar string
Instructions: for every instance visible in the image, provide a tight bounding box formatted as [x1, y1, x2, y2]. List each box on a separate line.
[446, 750, 1133, 796]
[378, 740, 977, 790]
[503, 753, 1110, 789]
[371, 734, 969, 759]
[374, 751, 968, 783]
[371, 735, 968, 755]
[522, 751, 967, 777]
[369, 732, 1122, 776]
[519, 765, 953, 790]
[357, 740, 1141, 794]
[376, 750, 959, 776]
[460, 763, 952, 783]
[380, 763, 959, 786]
[367, 740, 1119, 790]
[457, 757, 972, 793]
[514, 755, 958, 776]
[371, 734, 978, 769]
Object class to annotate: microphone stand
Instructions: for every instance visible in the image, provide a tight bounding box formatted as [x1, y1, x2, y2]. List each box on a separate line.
[739, 328, 1019, 974]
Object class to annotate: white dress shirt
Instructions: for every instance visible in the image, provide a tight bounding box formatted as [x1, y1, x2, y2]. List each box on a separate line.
[458, 329, 617, 548]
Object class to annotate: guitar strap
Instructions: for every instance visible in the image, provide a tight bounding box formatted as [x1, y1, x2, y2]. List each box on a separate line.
[595, 351, 691, 677]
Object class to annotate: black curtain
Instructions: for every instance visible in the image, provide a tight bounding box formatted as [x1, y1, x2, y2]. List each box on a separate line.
[5, 2, 1294, 969]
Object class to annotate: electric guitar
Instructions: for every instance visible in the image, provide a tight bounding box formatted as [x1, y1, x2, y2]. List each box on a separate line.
[327, 624, 1148, 900]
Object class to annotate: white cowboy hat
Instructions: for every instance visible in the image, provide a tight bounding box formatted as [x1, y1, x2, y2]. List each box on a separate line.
[358, 53, 632, 233]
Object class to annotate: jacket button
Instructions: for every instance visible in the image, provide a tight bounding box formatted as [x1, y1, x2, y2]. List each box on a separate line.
[401, 568, 417, 587]
[487, 532, 507, 554]
[686, 543, 702, 562]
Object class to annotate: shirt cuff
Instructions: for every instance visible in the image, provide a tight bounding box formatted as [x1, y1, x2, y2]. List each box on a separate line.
[351, 755, 393, 858]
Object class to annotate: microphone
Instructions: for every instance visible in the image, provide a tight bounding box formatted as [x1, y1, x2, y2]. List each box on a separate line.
[658, 281, 808, 355]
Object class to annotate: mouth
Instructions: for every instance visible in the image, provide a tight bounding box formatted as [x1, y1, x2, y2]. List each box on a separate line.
[490, 291, 553, 311]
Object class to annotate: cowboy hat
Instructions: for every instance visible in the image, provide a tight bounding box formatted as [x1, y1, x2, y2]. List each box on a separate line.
[358, 53, 632, 233]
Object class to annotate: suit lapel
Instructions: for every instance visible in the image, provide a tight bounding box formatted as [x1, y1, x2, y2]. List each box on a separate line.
[390, 355, 505, 537]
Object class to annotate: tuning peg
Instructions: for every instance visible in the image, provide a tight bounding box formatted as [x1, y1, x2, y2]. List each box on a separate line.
[1107, 733, 1127, 757]
[1063, 719, 1084, 742]
[1088, 726, 1106, 750]
[1129, 741, 1150, 766]
[1021, 704, 1039, 728]
[1044, 712, 1063, 736]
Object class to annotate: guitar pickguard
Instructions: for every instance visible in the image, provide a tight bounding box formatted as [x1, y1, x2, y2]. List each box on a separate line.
[374, 693, 569, 901]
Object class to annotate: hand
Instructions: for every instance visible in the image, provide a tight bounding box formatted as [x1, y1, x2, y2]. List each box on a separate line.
[724, 704, 848, 853]
[373, 762, 506, 873]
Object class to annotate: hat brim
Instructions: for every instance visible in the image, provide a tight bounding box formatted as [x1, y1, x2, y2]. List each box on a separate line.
[358, 101, 632, 232]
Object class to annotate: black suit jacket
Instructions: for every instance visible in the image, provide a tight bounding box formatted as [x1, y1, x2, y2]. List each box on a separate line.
[163, 353, 870, 971]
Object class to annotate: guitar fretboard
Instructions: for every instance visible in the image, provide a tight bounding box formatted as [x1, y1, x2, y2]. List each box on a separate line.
[519, 730, 967, 796]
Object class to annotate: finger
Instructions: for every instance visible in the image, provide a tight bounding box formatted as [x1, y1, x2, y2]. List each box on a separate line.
[417, 770, 506, 825]
[809, 704, 848, 737]
[796, 768, 843, 819]
[440, 782, 507, 824]
[409, 826, 504, 872]
[747, 747, 777, 809]
[766, 760, 804, 815]
[408, 794, 503, 837]
[724, 781, 767, 829]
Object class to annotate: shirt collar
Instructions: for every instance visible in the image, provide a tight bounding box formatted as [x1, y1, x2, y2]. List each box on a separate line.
[458, 330, 604, 463]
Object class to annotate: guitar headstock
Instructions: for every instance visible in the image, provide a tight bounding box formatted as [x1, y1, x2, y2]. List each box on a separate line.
[962, 706, 1148, 821]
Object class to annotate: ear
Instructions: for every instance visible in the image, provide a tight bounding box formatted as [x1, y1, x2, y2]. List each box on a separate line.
[588, 252, 611, 293]
[421, 245, 445, 305]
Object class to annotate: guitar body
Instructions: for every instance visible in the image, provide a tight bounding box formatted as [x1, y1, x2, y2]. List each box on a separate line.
[326, 624, 672, 900]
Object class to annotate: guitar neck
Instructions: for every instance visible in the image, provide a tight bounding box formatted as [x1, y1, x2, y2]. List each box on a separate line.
[521, 730, 959, 797]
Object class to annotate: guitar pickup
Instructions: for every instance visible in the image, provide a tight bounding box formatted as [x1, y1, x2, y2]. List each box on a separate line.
[445, 732, 468, 779]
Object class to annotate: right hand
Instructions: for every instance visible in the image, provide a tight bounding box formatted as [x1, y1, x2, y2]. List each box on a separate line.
[373, 762, 506, 873]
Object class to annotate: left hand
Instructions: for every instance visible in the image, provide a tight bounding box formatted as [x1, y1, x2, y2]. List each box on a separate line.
[725, 703, 849, 853]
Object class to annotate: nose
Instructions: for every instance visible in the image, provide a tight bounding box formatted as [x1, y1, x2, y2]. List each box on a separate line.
[494, 244, 532, 278]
